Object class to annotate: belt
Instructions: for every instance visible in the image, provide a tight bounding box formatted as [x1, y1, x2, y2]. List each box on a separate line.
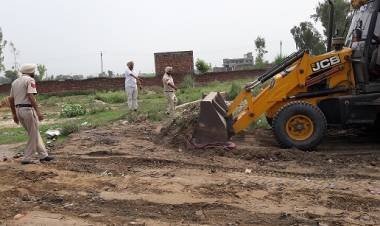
[164, 91, 175, 93]
[16, 104, 32, 108]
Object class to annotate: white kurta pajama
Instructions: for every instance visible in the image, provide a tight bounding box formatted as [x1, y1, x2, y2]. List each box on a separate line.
[125, 68, 139, 110]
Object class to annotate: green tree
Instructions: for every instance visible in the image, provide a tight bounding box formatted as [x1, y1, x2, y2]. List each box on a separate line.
[37, 64, 47, 81]
[0, 27, 7, 73]
[311, 0, 351, 38]
[4, 70, 18, 83]
[254, 36, 268, 68]
[273, 54, 287, 65]
[195, 58, 211, 74]
[291, 22, 326, 55]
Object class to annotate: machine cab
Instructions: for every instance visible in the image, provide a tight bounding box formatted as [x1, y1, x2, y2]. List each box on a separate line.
[346, 0, 380, 93]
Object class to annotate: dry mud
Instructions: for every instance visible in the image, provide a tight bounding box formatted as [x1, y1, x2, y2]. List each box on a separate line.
[0, 121, 379, 226]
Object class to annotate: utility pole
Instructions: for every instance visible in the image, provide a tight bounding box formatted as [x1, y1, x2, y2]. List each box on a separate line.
[100, 51, 104, 76]
[280, 41, 283, 57]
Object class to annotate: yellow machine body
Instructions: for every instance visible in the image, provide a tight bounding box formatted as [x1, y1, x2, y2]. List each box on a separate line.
[228, 48, 354, 134]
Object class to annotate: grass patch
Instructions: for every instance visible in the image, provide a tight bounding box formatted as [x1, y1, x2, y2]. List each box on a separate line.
[0, 78, 268, 145]
[38, 91, 95, 100]
[95, 91, 126, 104]
[180, 75, 195, 89]
[0, 127, 28, 145]
[227, 82, 242, 101]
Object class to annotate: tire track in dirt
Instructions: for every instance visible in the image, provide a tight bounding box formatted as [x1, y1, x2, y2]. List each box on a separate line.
[2, 123, 379, 225]
[0, 164, 321, 226]
[50, 154, 380, 184]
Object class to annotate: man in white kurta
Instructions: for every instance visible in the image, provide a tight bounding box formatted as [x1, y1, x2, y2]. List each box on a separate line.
[125, 61, 141, 111]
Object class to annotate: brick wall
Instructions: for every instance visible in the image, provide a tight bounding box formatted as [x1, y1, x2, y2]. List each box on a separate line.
[154, 51, 194, 76]
[0, 69, 266, 95]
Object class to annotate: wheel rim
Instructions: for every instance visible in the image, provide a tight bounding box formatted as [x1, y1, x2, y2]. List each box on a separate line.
[285, 114, 314, 141]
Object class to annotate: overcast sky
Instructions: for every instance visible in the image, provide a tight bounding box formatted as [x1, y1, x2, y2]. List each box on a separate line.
[0, 0, 322, 76]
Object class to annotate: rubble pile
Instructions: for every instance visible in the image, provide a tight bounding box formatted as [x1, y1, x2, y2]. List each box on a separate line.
[158, 103, 200, 148]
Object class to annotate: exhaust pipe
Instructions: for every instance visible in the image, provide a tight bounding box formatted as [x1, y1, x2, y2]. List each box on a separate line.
[327, 0, 335, 52]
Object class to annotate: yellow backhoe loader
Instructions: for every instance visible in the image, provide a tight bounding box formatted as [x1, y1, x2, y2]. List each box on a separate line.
[193, 0, 380, 150]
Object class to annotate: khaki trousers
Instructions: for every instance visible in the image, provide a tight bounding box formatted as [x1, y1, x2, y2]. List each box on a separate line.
[165, 91, 177, 116]
[16, 107, 48, 161]
[126, 86, 138, 110]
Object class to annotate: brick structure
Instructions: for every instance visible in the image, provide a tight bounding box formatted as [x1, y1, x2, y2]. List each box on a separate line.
[0, 69, 267, 95]
[154, 51, 194, 76]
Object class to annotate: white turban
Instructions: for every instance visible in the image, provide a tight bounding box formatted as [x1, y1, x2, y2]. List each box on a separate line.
[165, 66, 173, 73]
[20, 64, 37, 74]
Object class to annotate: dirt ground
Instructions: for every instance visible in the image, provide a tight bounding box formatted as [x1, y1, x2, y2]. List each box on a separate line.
[0, 121, 379, 226]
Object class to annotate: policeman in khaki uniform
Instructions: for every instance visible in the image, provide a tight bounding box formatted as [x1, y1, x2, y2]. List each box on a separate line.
[9, 64, 54, 165]
[162, 66, 178, 116]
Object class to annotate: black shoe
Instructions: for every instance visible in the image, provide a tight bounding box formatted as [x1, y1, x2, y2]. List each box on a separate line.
[40, 156, 55, 162]
[21, 160, 38, 165]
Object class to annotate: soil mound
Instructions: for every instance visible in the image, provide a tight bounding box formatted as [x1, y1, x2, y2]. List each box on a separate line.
[157, 103, 200, 148]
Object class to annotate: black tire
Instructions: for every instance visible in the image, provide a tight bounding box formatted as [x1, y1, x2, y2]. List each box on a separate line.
[272, 101, 327, 151]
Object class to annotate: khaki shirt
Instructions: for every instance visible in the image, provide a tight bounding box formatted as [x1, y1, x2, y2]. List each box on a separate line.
[162, 73, 175, 92]
[10, 75, 37, 105]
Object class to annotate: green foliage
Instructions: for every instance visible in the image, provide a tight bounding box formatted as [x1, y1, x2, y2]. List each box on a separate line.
[248, 115, 271, 131]
[195, 58, 211, 74]
[0, 28, 7, 73]
[95, 91, 127, 104]
[227, 82, 242, 101]
[4, 70, 18, 83]
[42, 91, 94, 98]
[291, 22, 326, 55]
[255, 61, 269, 70]
[61, 121, 81, 136]
[255, 36, 268, 67]
[273, 54, 287, 65]
[88, 102, 111, 115]
[37, 64, 47, 81]
[180, 74, 195, 89]
[311, 0, 352, 38]
[61, 104, 87, 118]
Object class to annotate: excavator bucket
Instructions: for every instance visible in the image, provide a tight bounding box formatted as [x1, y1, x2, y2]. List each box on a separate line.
[192, 92, 232, 145]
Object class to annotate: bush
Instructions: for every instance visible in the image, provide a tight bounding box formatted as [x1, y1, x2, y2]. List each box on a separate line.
[195, 58, 211, 74]
[95, 91, 126, 104]
[180, 75, 195, 89]
[61, 121, 81, 136]
[88, 104, 110, 115]
[61, 104, 87, 118]
[227, 82, 242, 101]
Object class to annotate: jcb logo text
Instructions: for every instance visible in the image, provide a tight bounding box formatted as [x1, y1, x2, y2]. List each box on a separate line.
[311, 56, 341, 72]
